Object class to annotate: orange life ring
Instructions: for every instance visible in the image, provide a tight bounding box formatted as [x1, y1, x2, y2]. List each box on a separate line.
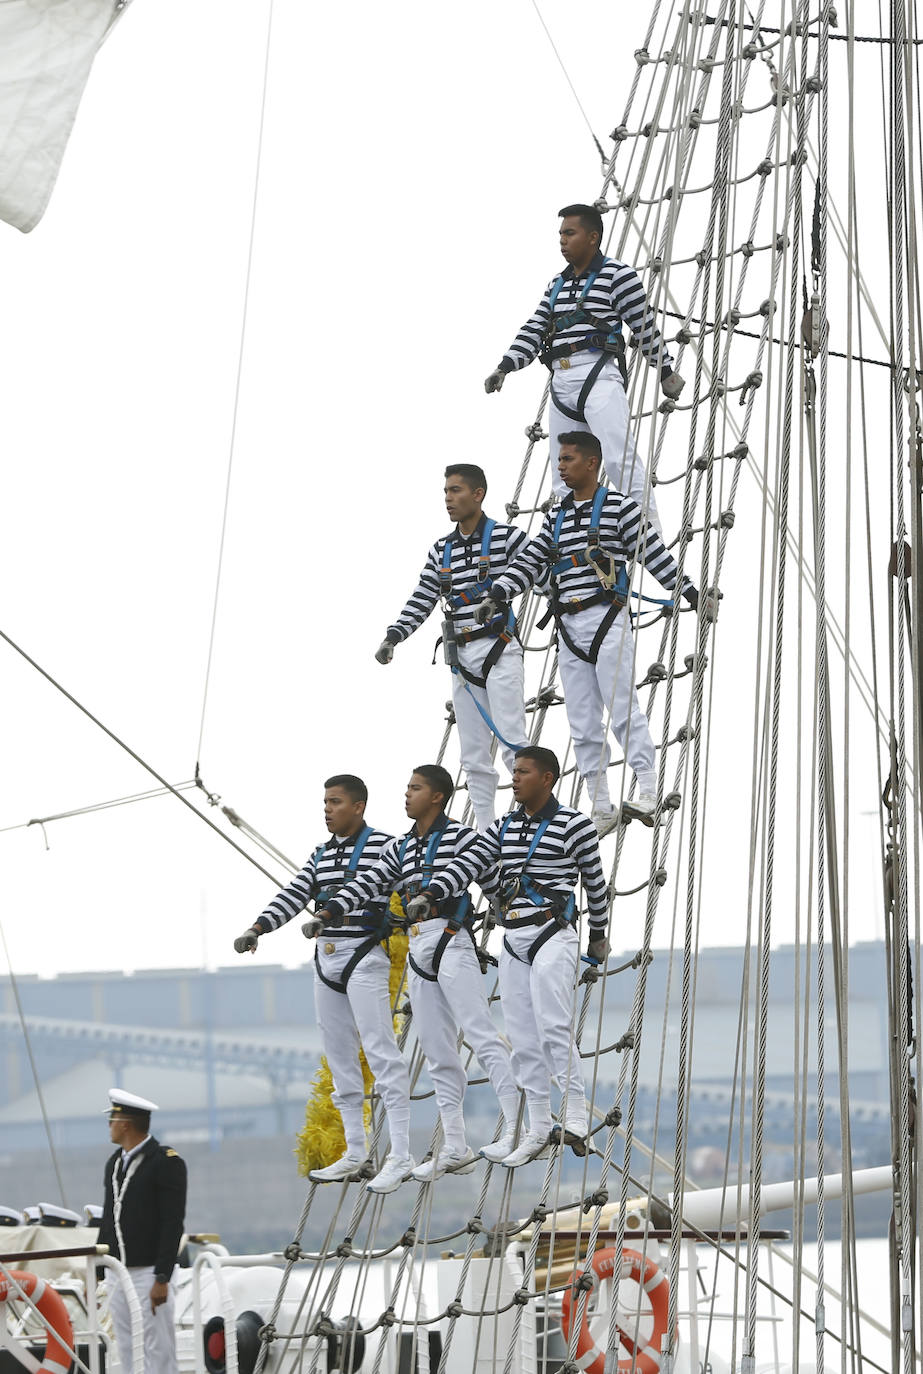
[559, 1246, 674, 1374]
[0, 1270, 75, 1374]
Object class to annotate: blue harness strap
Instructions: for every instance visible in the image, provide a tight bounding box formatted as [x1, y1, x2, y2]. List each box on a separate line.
[451, 661, 527, 753]
[550, 486, 608, 570]
[498, 812, 576, 966]
[439, 518, 496, 606]
[313, 824, 374, 902]
[313, 824, 383, 995]
[498, 813, 553, 907]
[399, 823, 474, 983]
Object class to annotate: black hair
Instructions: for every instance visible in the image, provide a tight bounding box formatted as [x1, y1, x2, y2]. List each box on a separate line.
[558, 430, 602, 466]
[324, 774, 368, 804]
[514, 745, 561, 784]
[558, 202, 604, 245]
[445, 463, 488, 496]
[412, 764, 455, 807]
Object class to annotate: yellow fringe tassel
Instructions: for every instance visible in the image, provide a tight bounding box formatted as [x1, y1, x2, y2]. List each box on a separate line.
[294, 895, 409, 1176]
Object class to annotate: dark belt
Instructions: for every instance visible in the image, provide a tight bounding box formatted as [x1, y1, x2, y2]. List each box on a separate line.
[498, 907, 558, 930]
[326, 912, 383, 931]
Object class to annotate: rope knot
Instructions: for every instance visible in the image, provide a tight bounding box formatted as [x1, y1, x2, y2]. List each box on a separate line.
[583, 1188, 609, 1212]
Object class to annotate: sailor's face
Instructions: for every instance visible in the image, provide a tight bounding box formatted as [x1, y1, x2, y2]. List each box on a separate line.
[324, 787, 364, 836]
[557, 444, 596, 489]
[444, 476, 483, 524]
[108, 1114, 127, 1145]
[512, 757, 549, 807]
[559, 216, 598, 266]
[405, 773, 437, 820]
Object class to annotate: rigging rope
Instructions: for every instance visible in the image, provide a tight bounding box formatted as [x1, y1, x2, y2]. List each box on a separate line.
[0, 627, 286, 886]
[194, 0, 277, 772]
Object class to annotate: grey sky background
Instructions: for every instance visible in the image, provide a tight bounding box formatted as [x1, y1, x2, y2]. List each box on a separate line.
[1, 1, 895, 978]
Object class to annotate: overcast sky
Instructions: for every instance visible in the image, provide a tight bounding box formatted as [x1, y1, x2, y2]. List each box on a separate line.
[0, 1, 898, 980]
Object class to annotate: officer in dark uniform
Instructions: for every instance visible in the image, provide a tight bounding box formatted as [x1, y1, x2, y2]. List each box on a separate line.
[98, 1089, 187, 1374]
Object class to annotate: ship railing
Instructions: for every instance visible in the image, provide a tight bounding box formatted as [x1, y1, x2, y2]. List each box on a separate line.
[0, 1246, 144, 1374]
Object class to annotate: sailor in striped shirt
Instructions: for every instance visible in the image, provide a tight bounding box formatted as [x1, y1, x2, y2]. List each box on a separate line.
[316, 765, 521, 1190]
[485, 203, 684, 522]
[477, 431, 699, 834]
[422, 747, 609, 1168]
[232, 774, 412, 1192]
[374, 464, 531, 831]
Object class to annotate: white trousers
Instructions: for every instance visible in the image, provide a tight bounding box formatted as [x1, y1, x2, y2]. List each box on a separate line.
[557, 602, 656, 812]
[107, 1267, 177, 1374]
[549, 355, 661, 530]
[498, 921, 586, 1122]
[407, 922, 518, 1146]
[313, 940, 411, 1158]
[451, 638, 528, 832]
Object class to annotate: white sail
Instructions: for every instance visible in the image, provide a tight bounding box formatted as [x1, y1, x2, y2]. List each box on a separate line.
[0, 0, 123, 233]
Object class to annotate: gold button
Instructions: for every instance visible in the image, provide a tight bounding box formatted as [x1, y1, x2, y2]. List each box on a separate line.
[560, 358, 571, 369]
[410, 924, 420, 937]
[324, 942, 336, 954]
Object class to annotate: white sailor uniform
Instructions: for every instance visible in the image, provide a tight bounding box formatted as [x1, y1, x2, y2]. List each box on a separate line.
[382, 515, 531, 831]
[254, 828, 411, 1160]
[427, 799, 609, 1146]
[496, 250, 674, 520]
[493, 488, 693, 817]
[326, 815, 520, 1155]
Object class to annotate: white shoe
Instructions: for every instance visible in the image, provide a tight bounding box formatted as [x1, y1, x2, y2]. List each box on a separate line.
[366, 1153, 415, 1194]
[592, 807, 619, 839]
[620, 793, 660, 827]
[411, 1147, 477, 1183]
[309, 1153, 367, 1183]
[479, 1130, 517, 1163]
[501, 1129, 551, 1168]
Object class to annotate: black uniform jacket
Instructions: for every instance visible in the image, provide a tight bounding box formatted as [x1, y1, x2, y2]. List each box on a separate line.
[98, 1136, 187, 1279]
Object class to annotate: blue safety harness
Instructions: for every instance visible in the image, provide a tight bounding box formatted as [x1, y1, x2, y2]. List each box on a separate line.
[541, 259, 629, 421]
[543, 487, 675, 661]
[437, 519, 527, 753]
[398, 824, 473, 984]
[313, 825, 388, 994]
[497, 809, 577, 965]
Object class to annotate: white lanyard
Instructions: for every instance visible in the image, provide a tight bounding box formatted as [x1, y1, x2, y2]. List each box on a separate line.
[112, 1154, 144, 1264]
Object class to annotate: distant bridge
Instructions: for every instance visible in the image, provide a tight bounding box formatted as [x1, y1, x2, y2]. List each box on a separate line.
[0, 1013, 317, 1084]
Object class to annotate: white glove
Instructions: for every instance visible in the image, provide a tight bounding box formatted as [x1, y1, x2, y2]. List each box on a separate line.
[661, 371, 685, 401]
[233, 928, 259, 954]
[375, 639, 395, 665]
[302, 917, 324, 939]
[405, 893, 433, 921]
[484, 368, 506, 394]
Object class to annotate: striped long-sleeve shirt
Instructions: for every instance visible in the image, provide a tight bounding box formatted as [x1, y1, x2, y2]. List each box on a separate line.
[325, 813, 489, 921]
[498, 251, 673, 374]
[493, 488, 692, 606]
[386, 514, 531, 642]
[254, 826, 395, 934]
[426, 797, 610, 929]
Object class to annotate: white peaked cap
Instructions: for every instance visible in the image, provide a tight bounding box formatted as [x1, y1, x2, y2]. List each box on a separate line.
[106, 1088, 159, 1115]
[38, 1203, 82, 1225]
